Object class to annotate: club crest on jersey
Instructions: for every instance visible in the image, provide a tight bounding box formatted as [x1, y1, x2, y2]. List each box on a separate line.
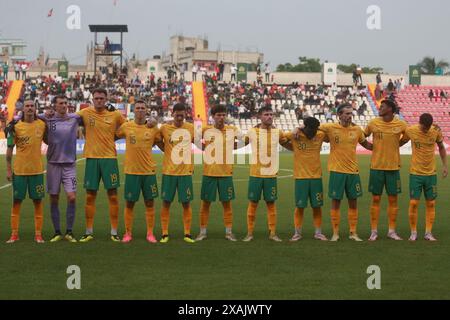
[349, 132, 356, 139]
[392, 127, 400, 133]
[104, 117, 112, 124]
[144, 132, 152, 139]
[36, 129, 43, 137]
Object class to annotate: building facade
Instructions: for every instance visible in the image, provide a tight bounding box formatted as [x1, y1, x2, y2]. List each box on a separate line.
[0, 37, 27, 65]
[161, 35, 263, 75]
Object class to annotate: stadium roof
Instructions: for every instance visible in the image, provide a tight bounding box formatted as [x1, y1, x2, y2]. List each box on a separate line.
[88, 25, 128, 33]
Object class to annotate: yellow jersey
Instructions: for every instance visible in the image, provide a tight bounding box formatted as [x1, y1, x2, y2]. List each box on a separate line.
[77, 107, 126, 158]
[202, 125, 239, 177]
[116, 122, 161, 175]
[364, 117, 407, 170]
[286, 130, 326, 179]
[403, 124, 444, 176]
[11, 120, 46, 175]
[246, 127, 288, 178]
[320, 123, 366, 174]
[160, 122, 195, 176]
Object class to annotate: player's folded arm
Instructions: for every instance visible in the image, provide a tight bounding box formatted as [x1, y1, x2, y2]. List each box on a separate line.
[279, 133, 294, 151]
[155, 141, 165, 152]
[360, 139, 373, 151]
[399, 133, 410, 147]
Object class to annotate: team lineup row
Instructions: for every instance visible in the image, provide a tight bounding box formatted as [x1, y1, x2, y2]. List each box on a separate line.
[5, 88, 448, 244]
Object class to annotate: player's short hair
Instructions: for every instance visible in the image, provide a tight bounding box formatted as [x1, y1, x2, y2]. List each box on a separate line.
[173, 103, 186, 112]
[134, 99, 147, 107]
[23, 99, 35, 107]
[304, 116, 320, 129]
[52, 95, 67, 105]
[22, 99, 36, 120]
[381, 99, 398, 114]
[258, 105, 273, 114]
[303, 116, 320, 140]
[337, 103, 352, 115]
[211, 105, 227, 115]
[419, 113, 433, 128]
[92, 88, 108, 96]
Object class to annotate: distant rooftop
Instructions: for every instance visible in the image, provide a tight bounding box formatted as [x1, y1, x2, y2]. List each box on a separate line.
[88, 25, 128, 33]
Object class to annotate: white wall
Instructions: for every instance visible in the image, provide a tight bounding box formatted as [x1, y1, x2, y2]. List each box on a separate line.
[5, 70, 450, 87]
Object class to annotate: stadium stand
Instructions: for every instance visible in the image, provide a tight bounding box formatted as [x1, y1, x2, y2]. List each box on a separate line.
[397, 85, 450, 142]
[11, 74, 450, 142]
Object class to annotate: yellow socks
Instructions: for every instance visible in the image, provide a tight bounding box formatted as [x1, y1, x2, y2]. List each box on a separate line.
[34, 201, 44, 236]
[330, 208, 340, 235]
[124, 204, 154, 236]
[408, 199, 419, 233]
[408, 199, 436, 234]
[108, 193, 119, 234]
[10, 202, 21, 235]
[312, 207, 322, 231]
[160, 205, 170, 235]
[387, 195, 398, 232]
[294, 207, 304, 233]
[370, 195, 381, 231]
[348, 208, 358, 235]
[222, 201, 233, 230]
[124, 206, 134, 234]
[267, 202, 277, 236]
[85, 192, 97, 232]
[182, 205, 192, 235]
[199, 201, 211, 229]
[246, 201, 258, 235]
[425, 200, 436, 233]
[145, 204, 155, 235]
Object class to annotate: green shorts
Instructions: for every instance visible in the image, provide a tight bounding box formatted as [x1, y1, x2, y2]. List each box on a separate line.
[161, 174, 194, 203]
[248, 176, 277, 202]
[124, 174, 158, 202]
[201, 176, 235, 202]
[84, 158, 120, 191]
[328, 171, 363, 200]
[369, 169, 401, 195]
[13, 174, 45, 200]
[409, 174, 437, 200]
[295, 178, 323, 208]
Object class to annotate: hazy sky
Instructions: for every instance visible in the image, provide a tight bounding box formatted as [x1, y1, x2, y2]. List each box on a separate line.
[1, 0, 449, 73]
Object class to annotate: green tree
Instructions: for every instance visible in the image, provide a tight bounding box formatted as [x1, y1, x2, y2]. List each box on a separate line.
[276, 63, 294, 72]
[294, 57, 322, 72]
[276, 57, 321, 72]
[417, 56, 449, 75]
[337, 63, 383, 74]
[276, 58, 382, 73]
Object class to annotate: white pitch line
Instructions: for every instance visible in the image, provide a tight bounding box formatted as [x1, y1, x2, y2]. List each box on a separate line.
[0, 183, 11, 190]
[0, 158, 86, 190]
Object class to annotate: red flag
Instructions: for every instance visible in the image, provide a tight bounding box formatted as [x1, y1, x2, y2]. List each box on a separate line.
[47, 8, 53, 17]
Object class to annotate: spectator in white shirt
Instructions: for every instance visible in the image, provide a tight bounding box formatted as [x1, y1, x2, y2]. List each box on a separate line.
[192, 64, 198, 81]
[230, 64, 237, 82]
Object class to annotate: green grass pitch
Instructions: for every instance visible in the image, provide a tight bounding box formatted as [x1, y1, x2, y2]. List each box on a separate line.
[0, 153, 449, 299]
